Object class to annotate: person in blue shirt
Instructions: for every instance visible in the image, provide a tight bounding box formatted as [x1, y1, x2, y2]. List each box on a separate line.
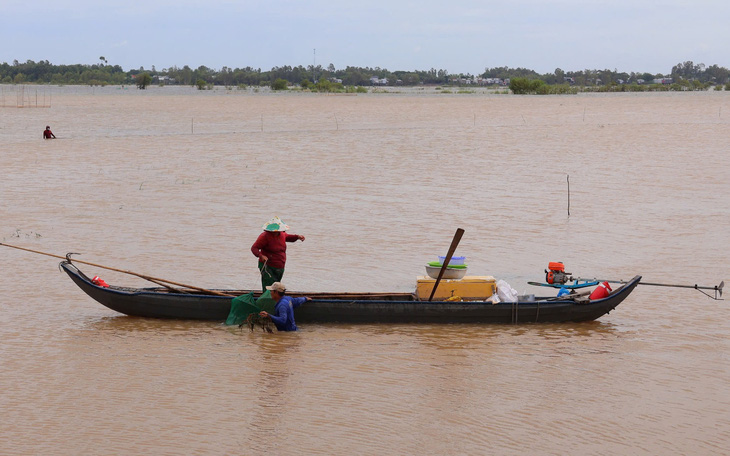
[259, 282, 311, 331]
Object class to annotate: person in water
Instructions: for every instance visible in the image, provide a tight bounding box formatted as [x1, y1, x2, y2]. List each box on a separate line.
[42, 126, 56, 139]
[251, 216, 305, 291]
[259, 282, 310, 331]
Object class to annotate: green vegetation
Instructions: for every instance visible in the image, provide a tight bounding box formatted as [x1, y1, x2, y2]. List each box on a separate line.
[135, 72, 151, 89]
[1, 59, 728, 95]
[510, 77, 543, 94]
[271, 78, 288, 90]
[509, 78, 578, 95]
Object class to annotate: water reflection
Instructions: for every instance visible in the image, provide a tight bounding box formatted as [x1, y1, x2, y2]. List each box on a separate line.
[237, 333, 303, 453]
[77, 314, 221, 334]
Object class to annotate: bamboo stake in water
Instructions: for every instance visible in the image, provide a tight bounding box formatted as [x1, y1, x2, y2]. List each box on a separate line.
[567, 174, 570, 216]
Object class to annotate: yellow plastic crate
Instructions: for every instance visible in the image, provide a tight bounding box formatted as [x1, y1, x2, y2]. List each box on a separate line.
[416, 276, 496, 301]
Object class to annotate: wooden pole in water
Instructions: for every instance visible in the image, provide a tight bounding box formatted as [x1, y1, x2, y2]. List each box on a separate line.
[567, 174, 570, 216]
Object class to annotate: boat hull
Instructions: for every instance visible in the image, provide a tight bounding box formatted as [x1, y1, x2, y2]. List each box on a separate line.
[60, 262, 641, 324]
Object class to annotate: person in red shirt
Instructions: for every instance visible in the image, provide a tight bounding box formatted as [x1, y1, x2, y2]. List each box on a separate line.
[43, 126, 56, 139]
[251, 216, 305, 291]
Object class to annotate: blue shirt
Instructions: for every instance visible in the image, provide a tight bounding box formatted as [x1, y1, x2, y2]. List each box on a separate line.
[268, 296, 308, 331]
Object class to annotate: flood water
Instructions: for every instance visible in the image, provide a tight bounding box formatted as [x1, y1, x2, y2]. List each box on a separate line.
[1, 85, 728, 455]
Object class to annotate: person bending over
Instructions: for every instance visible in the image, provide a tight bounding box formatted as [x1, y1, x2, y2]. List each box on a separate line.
[259, 282, 311, 331]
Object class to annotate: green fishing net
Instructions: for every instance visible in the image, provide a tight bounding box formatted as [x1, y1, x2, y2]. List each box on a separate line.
[225, 290, 277, 325]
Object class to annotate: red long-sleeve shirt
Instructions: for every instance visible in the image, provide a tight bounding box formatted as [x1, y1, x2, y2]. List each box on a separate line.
[251, 231, 300, 268]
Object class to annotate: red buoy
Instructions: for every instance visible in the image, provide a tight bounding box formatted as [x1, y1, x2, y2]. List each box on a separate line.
[589, 281, 612, 300]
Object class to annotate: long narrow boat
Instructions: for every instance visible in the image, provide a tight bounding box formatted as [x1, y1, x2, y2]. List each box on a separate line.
[60, 261, 641, 324]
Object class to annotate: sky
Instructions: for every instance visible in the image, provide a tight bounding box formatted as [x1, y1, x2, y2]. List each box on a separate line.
[3, 0, 730, 75]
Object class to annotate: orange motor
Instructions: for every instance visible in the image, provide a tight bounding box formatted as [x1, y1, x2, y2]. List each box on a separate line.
[545, 262, 570, 284]
[548, 262, 565, 272]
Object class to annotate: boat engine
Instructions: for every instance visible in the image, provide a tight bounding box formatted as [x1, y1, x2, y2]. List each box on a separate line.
[545, 262, 571, 285]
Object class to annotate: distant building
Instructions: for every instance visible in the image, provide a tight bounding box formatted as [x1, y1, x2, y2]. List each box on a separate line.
[449, 77, 473, 85]
[476, 77, 504, 85]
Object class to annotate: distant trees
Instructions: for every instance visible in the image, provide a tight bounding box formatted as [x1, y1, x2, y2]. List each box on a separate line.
[704, 65, 730, 84]
[136, 72, 151, 89]
[483, 66, 539, 80]
[271, 78, 288, 90]
[509, 77, 547, 94]
[1, 59, 728, 91]
[672, 60, 730, 84]
[0, 59, 126, 85]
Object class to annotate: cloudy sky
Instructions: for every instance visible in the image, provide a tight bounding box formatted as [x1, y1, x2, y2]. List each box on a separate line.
[3, 0, 729, 75]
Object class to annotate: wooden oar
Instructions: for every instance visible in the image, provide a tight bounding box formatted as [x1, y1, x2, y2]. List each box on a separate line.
[428, 228, 465, 302]
[573, 276, 724, 300]
[0, 242, 236, 297]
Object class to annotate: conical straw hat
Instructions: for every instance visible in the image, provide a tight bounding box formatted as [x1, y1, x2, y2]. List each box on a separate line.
[262, 216, 290, 232]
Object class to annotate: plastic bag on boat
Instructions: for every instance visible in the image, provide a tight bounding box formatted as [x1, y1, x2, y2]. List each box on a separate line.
[496, 280, 519, 303]
[557, 287, 571, 297]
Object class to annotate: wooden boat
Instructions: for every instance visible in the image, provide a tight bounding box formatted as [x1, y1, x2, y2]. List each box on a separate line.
[60, 261, 641, 324]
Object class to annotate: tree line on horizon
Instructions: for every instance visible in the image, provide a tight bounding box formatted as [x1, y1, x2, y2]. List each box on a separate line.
[1, 58, 728, 92]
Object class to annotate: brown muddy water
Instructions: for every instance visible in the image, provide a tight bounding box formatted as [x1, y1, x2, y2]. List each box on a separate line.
[1, 85, 728, 455]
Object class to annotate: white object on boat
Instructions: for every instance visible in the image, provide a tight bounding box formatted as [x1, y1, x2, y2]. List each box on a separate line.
[425, 265, 468, 280]
[496, 279, 519, 302]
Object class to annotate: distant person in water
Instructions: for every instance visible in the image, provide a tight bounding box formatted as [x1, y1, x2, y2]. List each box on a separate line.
[259, 282, 311, 331]
[42, 126, 56, 139]
[251, 216, 305, 291]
